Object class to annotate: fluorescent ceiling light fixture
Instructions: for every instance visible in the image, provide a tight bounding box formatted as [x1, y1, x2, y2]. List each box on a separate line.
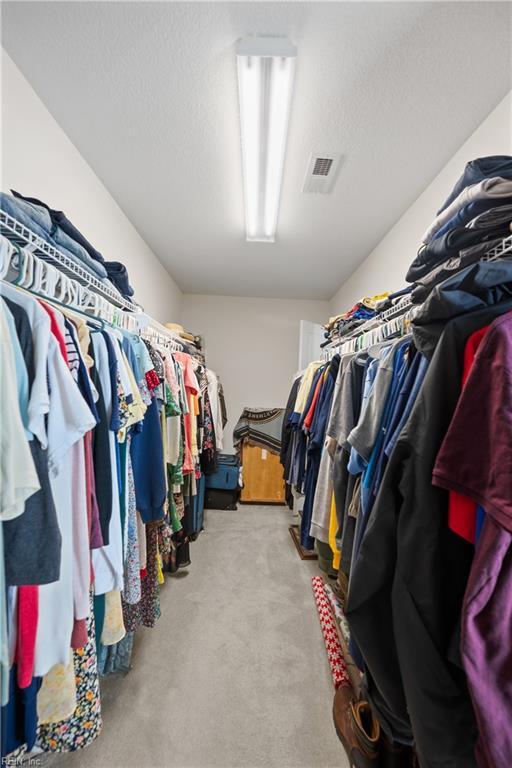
[237, 36, 296, 243]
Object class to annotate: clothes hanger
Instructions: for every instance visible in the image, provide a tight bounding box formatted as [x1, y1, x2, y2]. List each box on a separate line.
[19, 248, 36, 290]
[13, 245, 26, 286]
[1, 235, 138, 337]
[0, 238, 16, 280]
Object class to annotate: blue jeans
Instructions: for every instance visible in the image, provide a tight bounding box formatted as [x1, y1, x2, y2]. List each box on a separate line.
[1, 192, 107, 279]
[0, 192, 52, 239]
[52, 225, 107, 278]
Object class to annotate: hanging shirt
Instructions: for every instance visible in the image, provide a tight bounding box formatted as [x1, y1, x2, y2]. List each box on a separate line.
[173, 352, 199, 474]
[432, 310, 512, 768]
[2, 300, 30, 438]
[347, 342, 395, 465]
[88, 337, 113, 545]
[0, 282, 51, 447]
[443, 324, 490, 544]
[206, 369, 223, 451]
[34, 325, 96, 677]
[90, 333, 124, 595]
[1, 296, 60, 588]
[293, 361, 323, 416]
[130, 393, 167, 523]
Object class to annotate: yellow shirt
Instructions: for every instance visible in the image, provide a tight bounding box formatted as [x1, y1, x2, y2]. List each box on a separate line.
[329, 493, 341, 571]
[294, 361, 323, 415]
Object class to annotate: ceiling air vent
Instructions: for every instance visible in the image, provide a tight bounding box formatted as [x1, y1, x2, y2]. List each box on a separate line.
[302, 152, 341, 194]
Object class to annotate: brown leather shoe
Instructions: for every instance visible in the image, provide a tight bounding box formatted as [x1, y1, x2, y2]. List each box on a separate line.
[380, 731, 415, 767]
[333, 685, 380, 767]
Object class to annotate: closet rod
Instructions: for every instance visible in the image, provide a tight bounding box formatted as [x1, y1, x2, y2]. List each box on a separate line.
[323, 233, 512, 360]
[0, 234, 138, 331]
[135, 312, 186, 351]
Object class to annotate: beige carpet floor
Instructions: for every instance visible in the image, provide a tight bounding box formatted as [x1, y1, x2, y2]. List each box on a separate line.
[51, 505, 347, 768]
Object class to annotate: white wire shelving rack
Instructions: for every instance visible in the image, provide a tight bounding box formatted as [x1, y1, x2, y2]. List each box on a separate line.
[321, 232, 512, 360]
[0, 209, 140, 312]
[482, 233, 512, 261]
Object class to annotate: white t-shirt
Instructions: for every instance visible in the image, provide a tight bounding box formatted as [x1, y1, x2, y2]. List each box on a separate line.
[34, 333, 96, 676]
[0, 283, 51, 448]
[0, 302, 40, 520]
[53, 312, 92, 622]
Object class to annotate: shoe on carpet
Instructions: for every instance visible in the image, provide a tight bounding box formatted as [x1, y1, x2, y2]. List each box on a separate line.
[332, 685, 380, 767]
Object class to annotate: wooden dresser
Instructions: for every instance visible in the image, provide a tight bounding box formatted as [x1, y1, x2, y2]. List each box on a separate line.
[240, 443, 285, 504]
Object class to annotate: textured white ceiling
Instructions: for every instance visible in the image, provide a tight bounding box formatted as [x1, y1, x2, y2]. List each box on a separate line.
[2, 2, 511, 299]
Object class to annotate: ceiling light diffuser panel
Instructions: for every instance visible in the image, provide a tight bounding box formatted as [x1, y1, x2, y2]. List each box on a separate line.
[237, 36, 296, 243]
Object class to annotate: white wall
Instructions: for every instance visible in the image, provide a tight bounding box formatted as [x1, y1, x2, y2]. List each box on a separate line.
[330, 91, 512, 314]
[1, 50, 182, 322]
[181, 295, 330, 452]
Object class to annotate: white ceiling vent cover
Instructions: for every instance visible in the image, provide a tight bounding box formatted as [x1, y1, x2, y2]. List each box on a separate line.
[302, 152, 341, 194]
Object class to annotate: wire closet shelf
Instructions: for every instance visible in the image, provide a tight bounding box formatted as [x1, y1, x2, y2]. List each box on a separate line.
[0, 209, 140, 312]
[321, 232, 512, 360]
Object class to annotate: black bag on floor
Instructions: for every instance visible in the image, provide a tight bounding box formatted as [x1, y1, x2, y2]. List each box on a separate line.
[204, 487, 240, 511]
[204, 454, 241, 509]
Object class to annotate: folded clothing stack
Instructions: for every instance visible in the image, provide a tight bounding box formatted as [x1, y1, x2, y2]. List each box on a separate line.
[407, 155, 512, 301]
[104, 261, 134, 298]
[164, 323, 200, 345]
[1, 190, 136, 302]
[323, 292, 390, 345]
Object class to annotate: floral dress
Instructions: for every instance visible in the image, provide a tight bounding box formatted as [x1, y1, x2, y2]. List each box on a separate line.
[36, 599, 102, 752]
[122, 522, 161, 631]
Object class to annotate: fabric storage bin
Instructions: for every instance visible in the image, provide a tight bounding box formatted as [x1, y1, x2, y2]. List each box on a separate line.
[205, 454, 240, 491]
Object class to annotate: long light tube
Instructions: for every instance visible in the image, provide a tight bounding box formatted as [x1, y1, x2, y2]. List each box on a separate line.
[237, 37, 296, 242]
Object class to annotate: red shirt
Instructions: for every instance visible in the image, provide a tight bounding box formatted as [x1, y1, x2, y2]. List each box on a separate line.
[446, 324, 489, 543]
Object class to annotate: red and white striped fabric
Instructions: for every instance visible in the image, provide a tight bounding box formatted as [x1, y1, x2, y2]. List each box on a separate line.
[311, 575, 351, 689]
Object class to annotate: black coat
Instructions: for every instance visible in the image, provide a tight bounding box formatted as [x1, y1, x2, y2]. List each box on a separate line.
[347, 261, 512, 768]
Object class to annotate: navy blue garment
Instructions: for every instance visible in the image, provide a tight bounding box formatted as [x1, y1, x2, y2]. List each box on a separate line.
[130, 394, 166, 522]
[432, 195, 512, 241]
[89, 335, 113, 545]
[388, 286, 412, 301]
[105, 261, 134, 299]
[11, 189, 106, 264]
[348, 345, 410, 673]
[300, 356, 340, 549]
[385, 354, 429, 460]
[354, 341, 410, 560]
[437, 155, 512, 214]
[101, 331, 121, 434]
[406, 221, 511, 283]
[1, 667, 42, 758]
